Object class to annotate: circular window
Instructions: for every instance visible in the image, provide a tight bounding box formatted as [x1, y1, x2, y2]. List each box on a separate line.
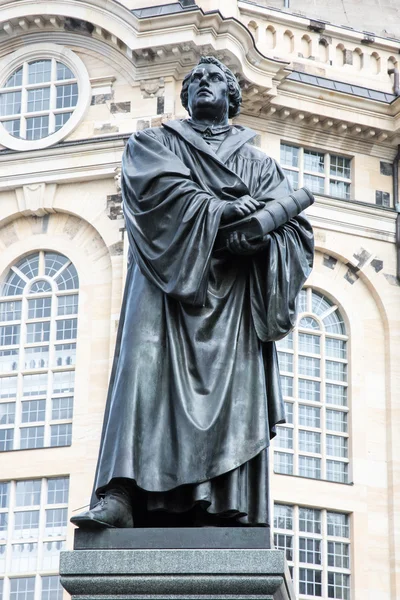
[0, 44, 91, 151]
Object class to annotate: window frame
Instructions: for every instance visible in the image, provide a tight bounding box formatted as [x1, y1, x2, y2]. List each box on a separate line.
[0, 43, 91, 151]
[280, 142, 353, 201]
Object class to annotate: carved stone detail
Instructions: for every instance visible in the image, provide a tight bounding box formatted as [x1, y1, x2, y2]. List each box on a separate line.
[140, 78, 165, 98]
[15, 183, 57, 217]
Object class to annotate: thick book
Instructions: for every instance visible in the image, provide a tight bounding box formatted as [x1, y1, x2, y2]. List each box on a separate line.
[215, 187, 314, 251]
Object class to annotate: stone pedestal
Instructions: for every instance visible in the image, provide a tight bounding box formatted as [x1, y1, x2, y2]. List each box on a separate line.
[60, 529, 295, 600]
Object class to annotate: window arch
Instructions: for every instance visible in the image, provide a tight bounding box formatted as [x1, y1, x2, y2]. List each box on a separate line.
[0, 251, 79, 451]
[274, 288, 349, 484]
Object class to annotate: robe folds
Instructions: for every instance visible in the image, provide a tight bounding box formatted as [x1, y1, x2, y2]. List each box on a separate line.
[92, 120, 314, 524]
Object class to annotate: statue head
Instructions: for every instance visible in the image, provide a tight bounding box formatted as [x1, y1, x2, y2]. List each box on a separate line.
[181, 56, 242, 122]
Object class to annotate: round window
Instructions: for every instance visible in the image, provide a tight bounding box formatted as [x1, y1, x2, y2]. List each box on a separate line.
[0, 44, 91, 151]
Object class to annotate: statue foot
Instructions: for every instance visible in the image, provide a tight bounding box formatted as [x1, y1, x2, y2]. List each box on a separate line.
[70, 493, 134, 529]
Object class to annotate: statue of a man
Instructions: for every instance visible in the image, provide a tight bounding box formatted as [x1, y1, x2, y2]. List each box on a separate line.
[72, 57, 313, 530]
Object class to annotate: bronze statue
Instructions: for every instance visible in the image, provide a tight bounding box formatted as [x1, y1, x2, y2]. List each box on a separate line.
[71, 57, 314, 530]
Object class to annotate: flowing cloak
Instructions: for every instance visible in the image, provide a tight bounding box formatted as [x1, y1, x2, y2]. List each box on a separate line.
[92, 120, 314, 522]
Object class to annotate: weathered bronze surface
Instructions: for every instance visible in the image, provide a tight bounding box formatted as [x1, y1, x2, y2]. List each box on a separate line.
[71, 57, 314, 530]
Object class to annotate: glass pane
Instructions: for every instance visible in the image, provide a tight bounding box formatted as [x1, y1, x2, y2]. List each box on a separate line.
[26, 321, 50, 343]
[280, 143, 299, 167]
[326, 338, 347, 359]
[56, 83, 78, 109]
[299, 333, 320, 354]
[45, 253, 69, 277]
[28, 60, 51, 84]
[56, 318, 77, 340]
[11, 542, 38, 573]
[299, 567, 322, 596]
[54, 343, 76, 367]
[274, 533, 293, 561]
[0, 91, 21, 116]
[299, 507, 321, 533]
[299, 404, 320, 428]
[3, 119, 20, 137]
[27, 297, 51, 319]
[0, 401, 15, 425]
[330, 155, 351, 179]
[299, 379, 320, 402]
[50, 423, 72, 447]
[323, 310, 346, 334]
[42, 576, 64, 600]
[0, 428, 13, 451]
[0, 301, 22, 321]
[22, 373, 48, 396]
[47, 477, 69, 504]
[0, 512, 8, 539]
[326, 409, 348, 433]
[280, 375, 293, 397]
[13, 511, 39, 538]
[53, 371, 75, 394]
[276, 332, 293, 350]
[304, 149, 324, 173]
[56, 62, 75, 80]
[283, 168, 299, 190]
[275, 426, 293, 449]
[58, 295, 79, 316]
[55, 111, 73, 132]
[326, 360, 347, 382]
[311, 292, 332, 315]
[0, 482, 9, 508]
[24, 346, 49, 370]
[0, 325, 20, 346]
[278, 351, 293, 373]
[42, 540, 65, 570]
[45, 508, 67, 536]
[299, 537, 321, 565]
[274, 451, 293, 475]
[0, 376, 17, 398]
[56, 265, 79, 290]
[1, 272, 25, 296]
[20, 426, 44, 449]
[284, 401, 293, 424]
[327, 512, 349, 537]
[0, 349, 19, 373]
[299, 355, 320, 377]
[299, 430, 321, 453]
[298, 316, 320, 330]
[327, 572, 350, 599]
[304, 173, 324, 194]
[26, 116, 49, 140]
[15, 480, 41, 507]
[10, 577, 35, 600]
[297, 289, 308, 313]
[326, 384, 347, 407]
[5, 67, 23, 88]
[330, 179, 351, 199]
[327, 434, 348, 458]
[27, 87, 50, 112]
[327, 460, 348, 483]
[21, 400, 46, 423]
[299, 455, 321, 479]
[328, 541, 350, 569]
[274, 504, 293, 530]
[29, 280, 52, 294]
[52, 396, 73, 420]
[16, 255, 39, 280]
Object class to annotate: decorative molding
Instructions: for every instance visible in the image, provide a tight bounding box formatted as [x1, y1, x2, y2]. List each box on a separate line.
[15, 183, 57, 216]
[140, 78, 165, 99]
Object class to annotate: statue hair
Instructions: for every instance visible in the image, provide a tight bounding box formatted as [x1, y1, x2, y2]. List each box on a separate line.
[180, 56, 242, 119]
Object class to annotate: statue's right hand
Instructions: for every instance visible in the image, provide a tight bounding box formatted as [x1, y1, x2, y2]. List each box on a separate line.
[221, 195, 265, 225]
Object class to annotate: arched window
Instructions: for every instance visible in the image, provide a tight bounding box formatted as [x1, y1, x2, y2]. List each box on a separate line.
[0, 251, 78, 451]
[274, 288, 349, 484]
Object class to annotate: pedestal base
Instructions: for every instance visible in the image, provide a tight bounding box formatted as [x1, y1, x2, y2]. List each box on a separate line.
[60, 529, 295, 600]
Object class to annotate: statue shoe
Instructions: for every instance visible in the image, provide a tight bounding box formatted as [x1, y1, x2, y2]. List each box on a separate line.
[70, 493, 134, 529]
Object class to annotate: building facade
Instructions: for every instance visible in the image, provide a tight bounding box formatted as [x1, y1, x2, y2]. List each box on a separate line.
[0, 1, 399, 599]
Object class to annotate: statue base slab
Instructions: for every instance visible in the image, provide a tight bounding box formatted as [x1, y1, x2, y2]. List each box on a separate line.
[60, 529, 295, 600]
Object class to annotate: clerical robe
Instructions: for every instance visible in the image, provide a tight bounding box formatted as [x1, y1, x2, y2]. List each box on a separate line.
[91, 120, 314, 525]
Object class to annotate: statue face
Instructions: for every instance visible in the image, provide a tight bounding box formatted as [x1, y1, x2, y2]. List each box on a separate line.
[187, 63, 229, 122]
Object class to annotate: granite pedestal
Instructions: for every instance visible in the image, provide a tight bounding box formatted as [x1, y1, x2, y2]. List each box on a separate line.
[60, 529, 295, 600]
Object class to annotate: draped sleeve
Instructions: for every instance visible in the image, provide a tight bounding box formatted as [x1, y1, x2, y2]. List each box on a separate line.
[250, 157, 314, 342]
[121, 130, 225, 306]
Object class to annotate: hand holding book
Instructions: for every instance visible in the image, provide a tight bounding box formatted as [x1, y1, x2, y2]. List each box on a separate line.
[216, 187, 314, 253]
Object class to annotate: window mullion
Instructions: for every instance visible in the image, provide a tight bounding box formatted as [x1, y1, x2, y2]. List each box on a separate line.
[324, 152, 330, 195]
[19, 62, 28, 140]
[298, 147, 304, 188]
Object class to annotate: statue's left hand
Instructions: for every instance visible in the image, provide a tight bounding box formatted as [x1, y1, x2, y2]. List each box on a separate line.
[226, 231, 267, 255]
